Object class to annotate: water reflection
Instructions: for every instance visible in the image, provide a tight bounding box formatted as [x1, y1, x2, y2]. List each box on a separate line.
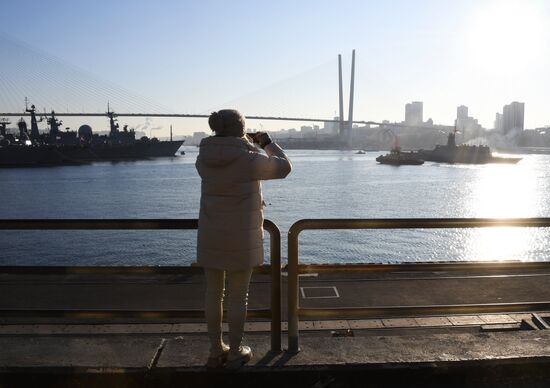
[467, 160, 540, 261]
[2, 151, 550, 265]
[471, 162, 538, 218]
[466, 227, 537, 261]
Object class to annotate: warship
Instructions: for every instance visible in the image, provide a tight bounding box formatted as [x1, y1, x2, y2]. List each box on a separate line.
[418, 130, 521, 164]
[0, 104, 184, 167]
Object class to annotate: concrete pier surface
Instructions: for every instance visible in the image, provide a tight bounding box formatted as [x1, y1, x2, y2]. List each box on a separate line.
[2, 266, 550, 387]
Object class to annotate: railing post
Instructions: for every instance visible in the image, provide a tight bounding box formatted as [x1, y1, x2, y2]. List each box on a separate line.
[265, 220, 282, 352]
[0, 219, 282, 345]
[287, 223, 301, 353]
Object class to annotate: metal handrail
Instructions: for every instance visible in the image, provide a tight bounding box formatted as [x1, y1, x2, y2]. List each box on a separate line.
[287, 217, 550, 353]
[0, 218, 282, 352]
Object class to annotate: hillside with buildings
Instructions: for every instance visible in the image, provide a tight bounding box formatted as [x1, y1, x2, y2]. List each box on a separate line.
[178, 101, 550, 151]
[265, 101, 550, 151]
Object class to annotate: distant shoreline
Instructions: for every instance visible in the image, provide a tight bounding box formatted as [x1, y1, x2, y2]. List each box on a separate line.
[274, 143, 550, 155]
[495, 147, 550, 155]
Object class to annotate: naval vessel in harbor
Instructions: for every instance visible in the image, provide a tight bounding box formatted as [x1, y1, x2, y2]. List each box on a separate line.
[375, 129, 522, 166]
[418, 130, 521, 164]
[0, 104, 184, 167]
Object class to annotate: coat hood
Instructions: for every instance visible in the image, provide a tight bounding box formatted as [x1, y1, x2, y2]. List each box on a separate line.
[197, 136, 258, 167]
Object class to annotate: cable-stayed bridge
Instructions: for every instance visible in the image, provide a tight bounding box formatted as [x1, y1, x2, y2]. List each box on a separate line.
[1, 31, 365, 146]
[0, 111, 378, 126]
[1, 33, 441, 151]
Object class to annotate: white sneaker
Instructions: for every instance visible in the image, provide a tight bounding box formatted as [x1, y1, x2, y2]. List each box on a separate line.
[206, 344, 230, 369]
[225, 346, 253, 370]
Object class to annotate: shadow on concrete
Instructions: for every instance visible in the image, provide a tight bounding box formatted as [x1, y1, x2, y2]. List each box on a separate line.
[255, 350, 284, 366]
[272, 351, 298, 367]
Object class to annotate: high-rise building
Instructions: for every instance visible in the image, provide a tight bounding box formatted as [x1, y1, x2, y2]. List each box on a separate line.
[457, 106, 468, 121]
[494, 113, 503, 131]
[501, 102, 524, 134]
[323, 117, 339, 134]
[405, 101, 423, 125]
[455, 105, 482, 133]
[192, 131, 208, 145]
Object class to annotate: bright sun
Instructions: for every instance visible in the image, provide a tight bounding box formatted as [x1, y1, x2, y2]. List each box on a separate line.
[465, 1, 545, 75]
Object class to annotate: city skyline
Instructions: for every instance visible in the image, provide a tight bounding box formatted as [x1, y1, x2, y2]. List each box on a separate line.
[1, 0, 550, 136]
[0, 97, 537, 145]
[181, 99, 533, 148]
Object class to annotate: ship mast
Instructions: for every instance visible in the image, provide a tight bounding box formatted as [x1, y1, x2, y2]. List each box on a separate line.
[47, 111, 62, 137]
[17, 119, 30, 141]
[107, 103, 119, 135]
[447, 124, 457, 148]
[0, 119, 10, 137]
[25, 101, 41, 140]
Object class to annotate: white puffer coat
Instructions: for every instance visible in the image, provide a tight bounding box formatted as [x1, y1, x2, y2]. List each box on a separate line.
[196, 136, 291, 271]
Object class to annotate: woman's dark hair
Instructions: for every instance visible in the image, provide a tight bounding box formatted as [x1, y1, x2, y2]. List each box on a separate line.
[208, 109, 245, 137]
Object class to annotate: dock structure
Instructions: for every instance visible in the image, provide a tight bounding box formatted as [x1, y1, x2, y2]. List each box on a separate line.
[2, 266, 550, 387]
[3, 217, 550, 386]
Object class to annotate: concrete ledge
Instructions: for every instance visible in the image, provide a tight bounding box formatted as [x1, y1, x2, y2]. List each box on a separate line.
[1, 336, 160, 369]
[3, 267, 550, 386]
[0, 313, 537, 335]
[2, 331, 550, 387]
[4, 360, 550, 388]
[158, 331, 550, 368]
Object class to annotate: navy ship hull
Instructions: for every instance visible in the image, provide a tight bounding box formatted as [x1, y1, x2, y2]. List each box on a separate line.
[0, 140, 184, 167]
[0, 104, 184, 167]
[418, 147, 521, 164]
[418, 132, 521, 165]
[60, 140, 184, 161]
[0, 145, 83, 167]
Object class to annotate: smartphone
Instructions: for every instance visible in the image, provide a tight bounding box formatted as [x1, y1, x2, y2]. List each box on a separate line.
[247, 132, 259, 142]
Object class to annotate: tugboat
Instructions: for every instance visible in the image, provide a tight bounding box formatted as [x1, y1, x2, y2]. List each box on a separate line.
[376, 146, 424, 166]
[0, 102, 184, 167]
[418, 130, 521, 164]
[376, 135, 424, 166]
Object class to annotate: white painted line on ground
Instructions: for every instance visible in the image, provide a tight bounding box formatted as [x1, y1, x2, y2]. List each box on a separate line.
[300, 286, 340, 299]
[281, 273, 319, 277]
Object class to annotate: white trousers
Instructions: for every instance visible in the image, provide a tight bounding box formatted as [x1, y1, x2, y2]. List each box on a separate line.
[204, 268, 253, 353]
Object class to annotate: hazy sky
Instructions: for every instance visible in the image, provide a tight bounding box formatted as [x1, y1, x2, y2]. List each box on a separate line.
[1, 0, 550, 135]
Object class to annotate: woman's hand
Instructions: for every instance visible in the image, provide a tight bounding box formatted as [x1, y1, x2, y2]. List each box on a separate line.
[247, 132, 272, 149]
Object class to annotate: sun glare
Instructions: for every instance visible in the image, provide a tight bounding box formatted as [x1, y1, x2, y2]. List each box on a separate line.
[465, 2, 546, 75]
[471, 163, 538, 218]
[466, 162, 541, 261]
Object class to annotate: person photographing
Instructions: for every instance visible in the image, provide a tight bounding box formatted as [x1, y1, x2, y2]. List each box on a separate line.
[195, 109, 291, 369]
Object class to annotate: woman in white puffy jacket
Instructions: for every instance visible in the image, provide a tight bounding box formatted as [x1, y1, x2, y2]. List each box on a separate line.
[196, 109, 291, 369]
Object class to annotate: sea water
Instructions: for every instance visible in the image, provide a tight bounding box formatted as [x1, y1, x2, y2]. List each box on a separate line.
[1, 147, 550, 266]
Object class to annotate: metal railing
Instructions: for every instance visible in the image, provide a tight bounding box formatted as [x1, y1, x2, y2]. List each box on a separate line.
[287, 218, 550, 353]
[5, 217, 550, 354]
[0, 219, 282, 352]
